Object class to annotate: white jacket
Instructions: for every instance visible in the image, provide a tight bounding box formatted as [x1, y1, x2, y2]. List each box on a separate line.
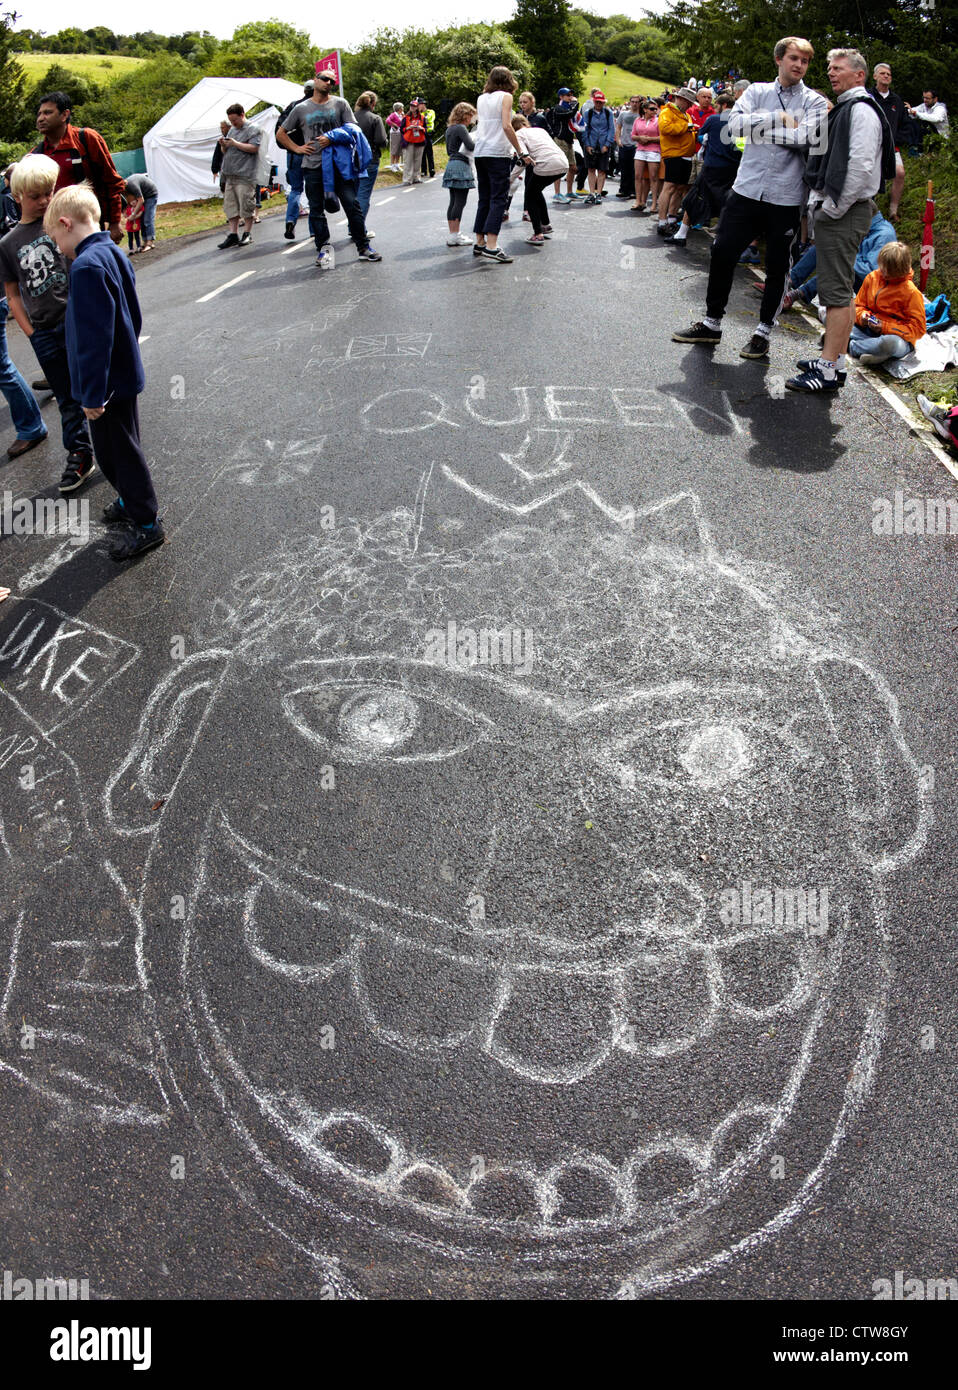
[517, 127, 569, 178]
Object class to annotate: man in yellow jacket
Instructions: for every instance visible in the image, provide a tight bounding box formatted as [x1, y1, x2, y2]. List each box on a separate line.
[657, 87, 697, 233]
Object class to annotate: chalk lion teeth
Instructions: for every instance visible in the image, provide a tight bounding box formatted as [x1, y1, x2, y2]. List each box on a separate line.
[718, 933, 817, 1019]
[350, 932, 497, 1049]
[482, 969, 621, 1083]
[614, 948, 720, 1056]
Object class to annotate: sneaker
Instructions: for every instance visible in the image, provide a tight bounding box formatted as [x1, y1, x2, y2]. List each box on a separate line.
[447, 235, 464, 246]
[671, 321, 722, 345]
[656, 221, 676, 237]
[31, 378, 50, 391]
[917, 394, 954, 440]
[796, 358, 847, 385]
[552, 193, 567, 203]
[615, 191, 631, 198]
[217, 233, 240, 249]
[740, 333, 770, 360]
[102, 498, 128, 524]
[237, 232, 251, 246]
[109, 518, 166, 562]
[583, 194, 596, 206]
[522, 211, 531, 221]
[738, 247, 761, 265]
[501, 213, 510, 222]
[526, 233, 545, 245]
[481, 247, 513, 264]
[58, 455, 97, 493]
[785, 366, 841, 393]
[600, 189, 608, 197]
[473, 243, 486, 256]
[366, 230, 376, 238]
[540, 225, 553, 236]
[357, 246, 382, 261]
[857, 352, 886, 366]
[284, 222, 295, 240]
[316, 246, 333, 271]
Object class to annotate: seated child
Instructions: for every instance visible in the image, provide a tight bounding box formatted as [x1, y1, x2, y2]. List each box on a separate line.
[849, 240, 926, 365]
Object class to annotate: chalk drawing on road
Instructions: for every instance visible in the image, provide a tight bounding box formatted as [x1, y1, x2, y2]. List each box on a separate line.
[222, 438, 327, 488]
[0, 454, 933, 1295]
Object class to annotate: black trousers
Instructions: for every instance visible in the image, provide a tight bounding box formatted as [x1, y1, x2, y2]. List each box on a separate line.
[523, 170, 554, 234]
[575, 149, 587, 190]
[422, 138, 435, 177]
[303, 168, 367, 252]
[618, 149, 636, 199]
[473, 157, 512, 237]
[706, 190, 801, 326]
[446, 187, 469, 222]
[89, 395, 158, 526]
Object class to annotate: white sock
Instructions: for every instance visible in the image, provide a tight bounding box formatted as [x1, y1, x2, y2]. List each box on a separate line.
[658, 219, 668, 228]
[673, 223, 689, 241]
[703, 315, 722, 332]
[817, 358, 837, 380]
[835, 354, 847, 370]
[756, 322, 772, 338]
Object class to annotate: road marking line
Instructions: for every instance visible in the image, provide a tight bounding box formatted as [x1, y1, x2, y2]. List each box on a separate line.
[196, 271, 256, 303]
[281, 239, 314, 255]
[374, 196, 395, 206]
[138, 335, 150, 343]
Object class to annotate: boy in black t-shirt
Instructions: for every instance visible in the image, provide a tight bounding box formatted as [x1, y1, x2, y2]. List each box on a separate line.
[0, 153, 94, 493]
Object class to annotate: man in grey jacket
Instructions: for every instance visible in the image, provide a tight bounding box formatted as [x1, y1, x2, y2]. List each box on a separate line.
[786, 48, 893, 393]
[672, 37, 827, 361]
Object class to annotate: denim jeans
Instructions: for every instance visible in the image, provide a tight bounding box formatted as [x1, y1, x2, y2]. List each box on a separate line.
[0, 295, 45, 441]
[357, 160, 380, 220]
[473, 157, 512, 237]
[286, 153, 304, 222]
[29, 321, 92, 455]
[141, 195, 157, 241]
[303, 168, 368, 252]
[848, 326, 911, 361]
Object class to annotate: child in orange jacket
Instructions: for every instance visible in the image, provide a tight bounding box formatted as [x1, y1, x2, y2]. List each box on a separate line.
[849, 241, 926, 365]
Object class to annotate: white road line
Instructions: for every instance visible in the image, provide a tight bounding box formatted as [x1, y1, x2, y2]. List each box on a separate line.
[196, 270, 256, 303]
[374, 196, 395, 206]
[138, 334, 150, 343]
[281, 239, 314, 255]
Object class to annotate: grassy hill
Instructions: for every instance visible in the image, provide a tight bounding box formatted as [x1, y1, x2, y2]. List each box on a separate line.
[580, 62, 665, 103]
[16, 53, 147, 83]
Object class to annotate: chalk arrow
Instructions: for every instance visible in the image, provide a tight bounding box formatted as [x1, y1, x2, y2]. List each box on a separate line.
[499, 430, 575, 482]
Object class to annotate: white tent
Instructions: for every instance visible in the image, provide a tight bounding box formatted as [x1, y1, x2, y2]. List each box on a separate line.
[143, 76, 307, 204]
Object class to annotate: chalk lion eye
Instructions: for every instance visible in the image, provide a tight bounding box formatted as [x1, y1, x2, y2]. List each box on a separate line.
[678, 724, 752, 789]
[282, 682, 488, 765]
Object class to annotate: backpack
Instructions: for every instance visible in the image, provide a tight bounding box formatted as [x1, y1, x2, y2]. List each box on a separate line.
[275, 100, 299, 139]
[32, 126, 91, 185]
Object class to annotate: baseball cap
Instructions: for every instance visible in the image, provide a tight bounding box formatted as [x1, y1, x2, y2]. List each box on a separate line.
[557, 87, 572, 96]
[593, 90, 606, 101]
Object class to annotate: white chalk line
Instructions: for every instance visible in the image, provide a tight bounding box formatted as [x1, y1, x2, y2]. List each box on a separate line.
[196, 270, 256, 303]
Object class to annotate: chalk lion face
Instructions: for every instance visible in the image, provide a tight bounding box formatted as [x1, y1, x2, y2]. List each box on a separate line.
[120, 499, 927, 1296]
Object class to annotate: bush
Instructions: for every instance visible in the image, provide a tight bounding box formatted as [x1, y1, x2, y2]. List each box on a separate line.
[881, 135, 958, 310]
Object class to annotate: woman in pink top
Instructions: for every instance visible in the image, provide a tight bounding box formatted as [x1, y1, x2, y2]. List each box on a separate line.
[630, 100, 661, 215]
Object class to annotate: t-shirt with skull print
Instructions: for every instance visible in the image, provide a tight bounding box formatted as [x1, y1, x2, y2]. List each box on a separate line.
[0, 219, 69, 330]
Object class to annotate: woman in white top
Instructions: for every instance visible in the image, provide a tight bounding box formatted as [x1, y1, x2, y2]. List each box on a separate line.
[472, 66, 530, 264]
[512, 114, 568, 243]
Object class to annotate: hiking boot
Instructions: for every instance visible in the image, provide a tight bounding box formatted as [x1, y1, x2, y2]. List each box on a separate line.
[284, 222, 295, 239]
[218, 233, 240, 249]
[740, 334, 770, 360]
[109, 518, 166, 561]
[671, 321, 722, 345]
[58, 455, 97, 493]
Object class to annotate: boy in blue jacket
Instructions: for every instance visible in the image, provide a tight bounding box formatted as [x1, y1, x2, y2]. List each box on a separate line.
[44, 185, 163, 561]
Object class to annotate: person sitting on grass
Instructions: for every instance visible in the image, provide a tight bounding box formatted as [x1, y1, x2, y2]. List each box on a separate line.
[848, 240, 925, 366]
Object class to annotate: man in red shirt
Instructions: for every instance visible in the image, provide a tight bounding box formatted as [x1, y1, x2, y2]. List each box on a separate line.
[34, 91, 125, 243]
[689, 85, 714, 131]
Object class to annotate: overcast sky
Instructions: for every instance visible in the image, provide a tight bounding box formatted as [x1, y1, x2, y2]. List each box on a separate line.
[15, 3, 670, 53]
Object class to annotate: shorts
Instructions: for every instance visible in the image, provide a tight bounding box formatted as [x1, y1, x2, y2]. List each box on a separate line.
[585, 149, 610, 172]
[554, 138, 573, 169]
[634, 148, 661, 164]
[223, 178, 255, 222]
[662, 156, 692, 184]
[894, 149, 904, 171]
[813, 198, 876, 306]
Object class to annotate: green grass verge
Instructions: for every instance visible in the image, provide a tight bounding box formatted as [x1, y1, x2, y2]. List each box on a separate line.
[15, 52, 147, 83]
[581, 62, 665, 104]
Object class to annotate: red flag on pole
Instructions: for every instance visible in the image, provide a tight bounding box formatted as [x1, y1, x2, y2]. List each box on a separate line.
[920, 179, 935, 293]
[315, 50, 342, 94]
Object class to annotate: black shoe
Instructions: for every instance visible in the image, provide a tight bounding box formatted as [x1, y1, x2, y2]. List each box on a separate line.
[481, 247, 513, 263]
[473, 243, 486, 256]
[740, 333, 770, 360]
[102, 498, 129, 525]
[615, 191, 631, 198]
[785, 366, 841, 393]
[218, 233, 240, 249]
[237, 232, 252, 246]
[671, 321, 722, 345]
[31, 377, 50, 391]
[66, 448, 93, 468]
[656, 222, 677, 237]
[7, 431, 47, 459]
[284, 222, 295, 240]
[796, 357, 847, 385]
[664, 233, 688, 248]
[109, 518, 166, 561]
[58, 456, 97, 493]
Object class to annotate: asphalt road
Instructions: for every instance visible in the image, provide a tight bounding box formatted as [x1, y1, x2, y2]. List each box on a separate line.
[0, 177, 955, 1302]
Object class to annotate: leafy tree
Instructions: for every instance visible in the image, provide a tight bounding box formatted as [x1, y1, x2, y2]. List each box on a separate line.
[14, 63, 103, 140]
[343, 23, 530, 111]
[507, 0, 586, 98]
[207, 19, 317, 81]
[432, 23, 532, 102]
[0, 8, 24, 135]
[79, 52, 197, 148]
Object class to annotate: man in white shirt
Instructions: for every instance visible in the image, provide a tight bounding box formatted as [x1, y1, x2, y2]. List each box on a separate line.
[672, 36, 827, 362]
[907, 90, 949, 139]
[786, 48, 893, 393]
